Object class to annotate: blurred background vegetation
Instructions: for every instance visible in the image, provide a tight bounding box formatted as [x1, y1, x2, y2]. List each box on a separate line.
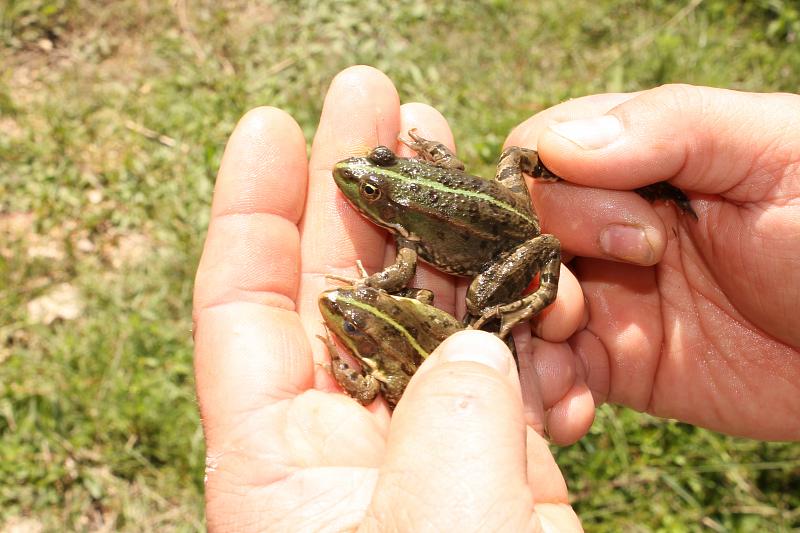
[1, 0, 799, 530]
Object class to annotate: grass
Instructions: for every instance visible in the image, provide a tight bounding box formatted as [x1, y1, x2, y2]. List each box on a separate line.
[1, 0, 799, 530]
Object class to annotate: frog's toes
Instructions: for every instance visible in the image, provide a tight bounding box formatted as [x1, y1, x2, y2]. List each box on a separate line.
[324, 273, 360, 286]
[472, 306, 502, 331]
[325, 260, 371, 286]
[355, 259, 369, 278]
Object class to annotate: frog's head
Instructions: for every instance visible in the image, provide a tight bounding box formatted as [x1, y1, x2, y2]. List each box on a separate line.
[318, 286, 385, 364]
[332, 146, 411, 236]
[318, 285, 428, 368]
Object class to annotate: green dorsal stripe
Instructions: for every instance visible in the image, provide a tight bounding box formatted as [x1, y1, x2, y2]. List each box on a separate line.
[348, 163, 534, 224]
[338, 295, 429, 359]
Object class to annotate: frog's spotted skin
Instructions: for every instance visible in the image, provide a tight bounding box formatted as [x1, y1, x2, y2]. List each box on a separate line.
[318, 286, 462, 408]
[333, 130, 561, 339]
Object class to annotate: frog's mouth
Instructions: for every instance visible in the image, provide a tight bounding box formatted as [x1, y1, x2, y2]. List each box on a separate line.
[320, 323, 363, 370]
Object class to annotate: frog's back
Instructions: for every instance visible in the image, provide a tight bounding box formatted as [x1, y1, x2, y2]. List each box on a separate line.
[389, 160, 539, 275]
[394, 296, 462, 353]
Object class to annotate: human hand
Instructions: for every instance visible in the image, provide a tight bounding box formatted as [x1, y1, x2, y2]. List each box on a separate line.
[193, 66, 585, 530]
[508, 84, 800, 441]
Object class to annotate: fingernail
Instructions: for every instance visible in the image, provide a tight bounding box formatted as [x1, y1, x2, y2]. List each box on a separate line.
[599, 224, 656, 265]
[549, 115, 622, 150]
[437, 330, 511, 374]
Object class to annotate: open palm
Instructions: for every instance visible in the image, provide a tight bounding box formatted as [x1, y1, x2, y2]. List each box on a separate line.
[192, 66, 582, 531]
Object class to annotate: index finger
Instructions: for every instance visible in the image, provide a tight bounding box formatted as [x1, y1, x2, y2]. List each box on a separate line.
[507, 92, 671, 266]
[193, 107, 313, 441]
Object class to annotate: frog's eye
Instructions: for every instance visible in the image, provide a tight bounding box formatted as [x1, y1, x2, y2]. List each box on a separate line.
[343, 321, 358, 334]
[368, 146, 396, 166]
[359, 181, 381, 201]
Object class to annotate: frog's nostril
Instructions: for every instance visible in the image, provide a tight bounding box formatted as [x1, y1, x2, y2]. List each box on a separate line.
[335, 166, 354, 180]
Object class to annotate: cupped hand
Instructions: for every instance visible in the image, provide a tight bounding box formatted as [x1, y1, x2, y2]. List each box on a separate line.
[193, 66, 585, 531]
[509, 84, 800, 441]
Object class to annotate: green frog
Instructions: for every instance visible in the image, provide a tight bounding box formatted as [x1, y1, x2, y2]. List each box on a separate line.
[333, 130, 561, 339]
[318, 285, 462, 408]
[333, 129, 694, 339]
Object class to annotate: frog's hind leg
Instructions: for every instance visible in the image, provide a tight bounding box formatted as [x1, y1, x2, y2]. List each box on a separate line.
[495, 146, 559, 202]
[398, 129, 465, 170]
[496, 147, 536, 209]
[470, 234, 561, 339]
[317, 331, 381, 406]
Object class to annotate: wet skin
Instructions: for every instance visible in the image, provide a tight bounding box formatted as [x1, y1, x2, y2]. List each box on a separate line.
[318, 285, 462, 408]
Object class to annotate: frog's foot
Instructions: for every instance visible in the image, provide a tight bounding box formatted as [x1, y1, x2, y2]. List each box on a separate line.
[324, 259, 371, 286]
[355, 259, 369, 278]
[472, 301, 534, 340]
[399, 128, 465, 170]
[324, 273, 360, 285]
[470, 306, 501, 332]
[634, 182, 698, 219]
[466, 233, 561, 338]
[316, 330, 380, 406]
[360, 244, 418, 294]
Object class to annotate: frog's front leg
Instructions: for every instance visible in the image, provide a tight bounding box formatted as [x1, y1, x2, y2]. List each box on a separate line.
[469, 234, 561, 339]
[360, 240, 418, 293]
[398, 129, 465, 170]
[317, 331, 381, 405]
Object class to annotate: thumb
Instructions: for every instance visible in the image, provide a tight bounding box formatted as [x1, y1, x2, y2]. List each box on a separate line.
[532, 84, 800, 199]
[367, 330, 536, 530]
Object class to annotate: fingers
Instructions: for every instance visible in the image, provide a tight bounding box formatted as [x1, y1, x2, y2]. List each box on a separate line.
[193, 107, 313, 442]
[507, 92, 638, 148]
[570, 257, 664, 412]
[508, 93, 673, 266]
[509, 86, 800, 264]
[516, 85, 800, 195]
[535, 179, 670, 265]
[533, 264, 586, 341]
[527, 338, 596, 446]
[368, 331, 581, 531]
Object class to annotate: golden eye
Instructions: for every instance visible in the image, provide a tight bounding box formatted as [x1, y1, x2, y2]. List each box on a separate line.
[360, 181, 381, 201]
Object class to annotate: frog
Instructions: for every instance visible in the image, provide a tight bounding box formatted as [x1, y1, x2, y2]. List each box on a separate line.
[318, 285, 462, 408]
[332, 129, 695, 339]
[332, 129, 561, 339]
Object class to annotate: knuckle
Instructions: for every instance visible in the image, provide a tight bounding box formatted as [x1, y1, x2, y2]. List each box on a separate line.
[651, 83, 711, 115]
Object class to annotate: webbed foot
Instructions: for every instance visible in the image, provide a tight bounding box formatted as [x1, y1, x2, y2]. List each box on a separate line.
[399, 128, 465, 170]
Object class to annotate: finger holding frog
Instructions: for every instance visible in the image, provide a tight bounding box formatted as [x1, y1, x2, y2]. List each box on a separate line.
[506, 94, 684, 266]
